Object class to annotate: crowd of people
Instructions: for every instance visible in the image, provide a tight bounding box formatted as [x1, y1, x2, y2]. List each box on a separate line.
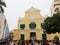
[0, 39, 60, 45]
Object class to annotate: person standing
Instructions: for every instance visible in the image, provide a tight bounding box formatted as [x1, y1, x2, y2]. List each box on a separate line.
[43, 41, 49, 45]
[9, 40, 14, 45]
[1, 39, 6, 45]
[34, 41, 39, 45]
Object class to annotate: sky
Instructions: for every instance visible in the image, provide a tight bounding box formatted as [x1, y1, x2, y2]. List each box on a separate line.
[4, 0, 53, 31]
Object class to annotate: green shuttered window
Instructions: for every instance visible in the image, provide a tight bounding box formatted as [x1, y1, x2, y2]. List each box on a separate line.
[29, 22, 36, 29]
[20, 24, 25, 29]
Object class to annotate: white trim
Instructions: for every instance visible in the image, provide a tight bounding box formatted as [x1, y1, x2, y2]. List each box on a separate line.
[30, 30, 36, 32]
[21, 32, 24, 34]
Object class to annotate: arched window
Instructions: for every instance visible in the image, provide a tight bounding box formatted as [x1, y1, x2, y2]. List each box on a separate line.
[29, 22, 36, 29]
[55, 8, 59, 12]
[20, 24, 25, 30]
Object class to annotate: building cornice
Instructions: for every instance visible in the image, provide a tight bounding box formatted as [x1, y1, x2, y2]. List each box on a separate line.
[19, 18, 45, 21]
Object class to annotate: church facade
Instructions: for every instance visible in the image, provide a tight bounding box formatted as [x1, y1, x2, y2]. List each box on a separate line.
[13, 7, 45, 41]
[13, 7, 60, 41]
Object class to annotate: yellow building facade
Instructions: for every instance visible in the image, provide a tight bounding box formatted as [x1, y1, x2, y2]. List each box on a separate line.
[13, 7, 60, 41]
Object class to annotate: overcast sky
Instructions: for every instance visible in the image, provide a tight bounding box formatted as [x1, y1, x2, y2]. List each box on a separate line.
[4, 0, 53, 31]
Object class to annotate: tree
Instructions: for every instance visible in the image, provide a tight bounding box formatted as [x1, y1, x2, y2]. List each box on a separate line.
[41, 13, 60, 34]
[0, 0, 6, 13]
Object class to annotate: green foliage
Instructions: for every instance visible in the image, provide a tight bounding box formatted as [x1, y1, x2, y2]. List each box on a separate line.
[0, 0, 6, 13]
[0, 0, 6, 7]
[41, 13, 60, 34]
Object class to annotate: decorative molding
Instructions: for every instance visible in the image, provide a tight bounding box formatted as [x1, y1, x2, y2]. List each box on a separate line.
[19, 18, 45, 21]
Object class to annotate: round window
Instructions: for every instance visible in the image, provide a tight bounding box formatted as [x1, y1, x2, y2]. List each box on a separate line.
[29, 22, 36, 29]
[20, 24, 25, 29]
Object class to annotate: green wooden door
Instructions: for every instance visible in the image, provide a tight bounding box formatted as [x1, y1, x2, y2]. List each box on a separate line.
[21, 34, 24, 40]
[42, 33, 46, 41]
